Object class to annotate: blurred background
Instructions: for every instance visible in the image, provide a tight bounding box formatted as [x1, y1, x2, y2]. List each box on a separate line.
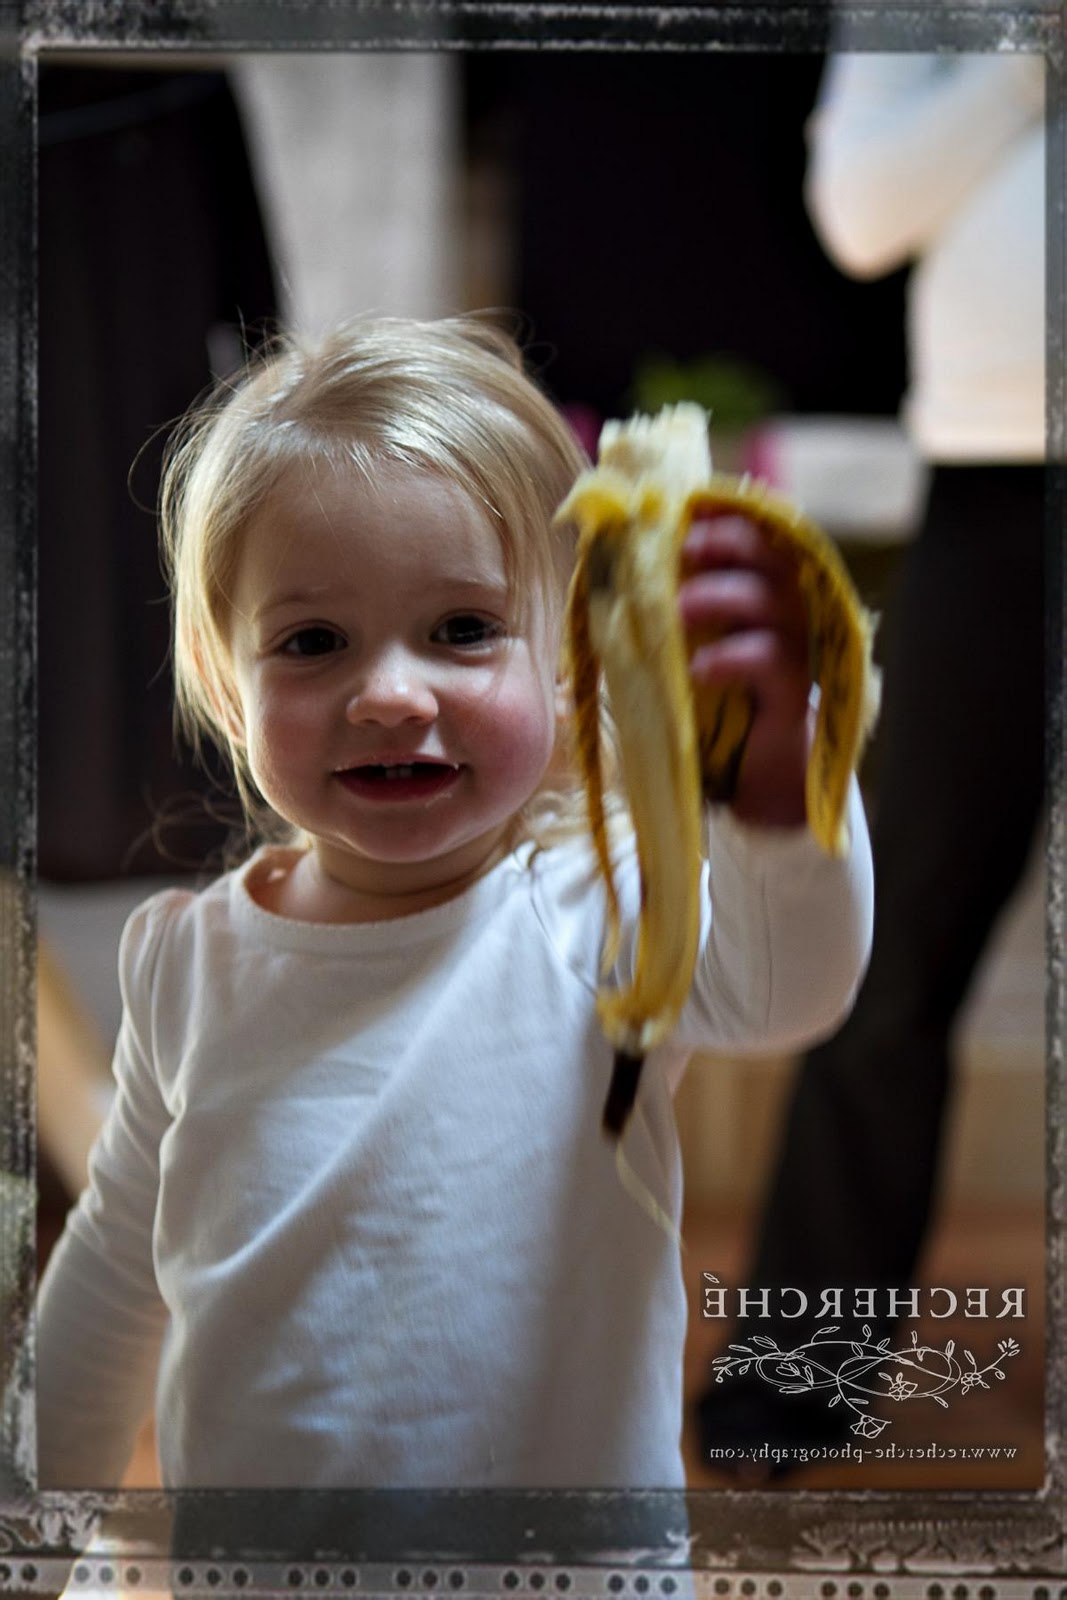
[35, 49, 1045, 1493]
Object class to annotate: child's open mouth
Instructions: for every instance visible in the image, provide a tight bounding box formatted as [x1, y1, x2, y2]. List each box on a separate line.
[335, 762, 462, 801]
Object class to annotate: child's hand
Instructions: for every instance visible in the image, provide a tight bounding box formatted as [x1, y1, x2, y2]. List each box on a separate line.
[678, 513, 813, 830]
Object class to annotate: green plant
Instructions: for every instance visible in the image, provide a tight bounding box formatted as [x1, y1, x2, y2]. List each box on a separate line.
[630, 352, 785, 431]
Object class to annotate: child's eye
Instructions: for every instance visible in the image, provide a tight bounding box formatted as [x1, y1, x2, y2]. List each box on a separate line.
[281, 626, 345, 657]
[433, 614, 503, 648]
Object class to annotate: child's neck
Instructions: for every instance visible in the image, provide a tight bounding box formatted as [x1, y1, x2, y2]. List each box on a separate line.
[248, 835, 515, 924]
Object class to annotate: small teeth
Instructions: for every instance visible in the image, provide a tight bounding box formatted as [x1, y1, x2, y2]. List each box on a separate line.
[357, 763, 453, 781]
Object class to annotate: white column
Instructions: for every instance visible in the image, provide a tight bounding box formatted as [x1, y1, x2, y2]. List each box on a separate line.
[232, 52, 462, 333]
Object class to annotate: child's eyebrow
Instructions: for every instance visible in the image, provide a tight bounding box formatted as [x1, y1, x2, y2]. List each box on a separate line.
[253, 586, 335, 621]
[252, 576, 510, 622]
[435, 576, 510, 602]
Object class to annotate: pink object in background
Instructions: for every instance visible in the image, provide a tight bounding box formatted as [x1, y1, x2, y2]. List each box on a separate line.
[561, 403, 602, 460]
[740, 424, 782, 486]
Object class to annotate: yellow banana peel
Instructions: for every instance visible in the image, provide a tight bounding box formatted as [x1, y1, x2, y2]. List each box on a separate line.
[556, 402, 879, 1137]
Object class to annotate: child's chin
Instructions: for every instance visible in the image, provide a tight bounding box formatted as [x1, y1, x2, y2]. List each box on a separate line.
[366, 824, 506, 875]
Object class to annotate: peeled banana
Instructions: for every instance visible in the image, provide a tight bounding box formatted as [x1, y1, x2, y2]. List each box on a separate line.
[556, 403, 879, 1138]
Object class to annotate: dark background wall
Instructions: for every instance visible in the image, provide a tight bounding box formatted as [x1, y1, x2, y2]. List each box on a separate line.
[468, 52, 907, 417]
[37, 65, 277, 882]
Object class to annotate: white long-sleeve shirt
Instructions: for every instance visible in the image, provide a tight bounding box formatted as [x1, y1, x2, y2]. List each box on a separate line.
[36, 792, 872, 1491]
[806, 53, 1045, 461]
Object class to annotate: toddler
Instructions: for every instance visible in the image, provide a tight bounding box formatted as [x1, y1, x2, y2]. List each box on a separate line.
[35, 315, 873, 1490]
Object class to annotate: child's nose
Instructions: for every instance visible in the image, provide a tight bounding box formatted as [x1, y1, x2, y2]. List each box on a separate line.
[345, 647, 438, 726]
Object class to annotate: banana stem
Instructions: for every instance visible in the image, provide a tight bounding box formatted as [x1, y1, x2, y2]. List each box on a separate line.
[602, 1048, 646, 1137]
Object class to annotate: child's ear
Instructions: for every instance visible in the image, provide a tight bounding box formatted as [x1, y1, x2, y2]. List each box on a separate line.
[191, 638, 246, 747]
[213, 687, 247, 749]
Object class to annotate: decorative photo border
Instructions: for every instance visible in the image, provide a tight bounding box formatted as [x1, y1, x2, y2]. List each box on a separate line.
[1, 1, 1064, 1591]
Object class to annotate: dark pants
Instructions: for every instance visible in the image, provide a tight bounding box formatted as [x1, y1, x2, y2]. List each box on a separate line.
[752, 463, 1045, 1298]
[698, 463, 1046, 1451]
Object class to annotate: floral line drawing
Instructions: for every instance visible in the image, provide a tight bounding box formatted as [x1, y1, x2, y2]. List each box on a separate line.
[708, 1315, 1022, 1438]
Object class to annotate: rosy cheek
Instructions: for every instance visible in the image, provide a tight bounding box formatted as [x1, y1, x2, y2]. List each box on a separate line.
[476, 679, 556, 779]
[246, 696, 311, 784]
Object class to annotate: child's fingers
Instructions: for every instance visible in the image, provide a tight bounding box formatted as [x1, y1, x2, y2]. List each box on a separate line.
[679, 514, 811, 715]
[678, 567, 801, 636]
[689, 625, 803, 682]
[688, 627, 811, 713]
[681, 513, 796, 581]
[682, 515, 807, 624]
[679, 563, 810, 665]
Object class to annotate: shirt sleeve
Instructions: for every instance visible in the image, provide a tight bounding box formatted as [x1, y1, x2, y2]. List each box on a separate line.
[35, 895, 175, 1489]
[670, 774, 874, 1059]
[805, 53, 1045, 277]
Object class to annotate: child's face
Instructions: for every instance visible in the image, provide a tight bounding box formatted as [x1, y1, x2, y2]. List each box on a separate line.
[225, 459, 561, 907]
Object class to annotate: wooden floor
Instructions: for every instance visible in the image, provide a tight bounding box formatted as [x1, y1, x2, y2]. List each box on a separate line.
[681, 1201, 1046, 1492]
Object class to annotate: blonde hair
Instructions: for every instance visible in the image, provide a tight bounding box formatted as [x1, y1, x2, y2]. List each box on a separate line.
[159, 312, 606, 849]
